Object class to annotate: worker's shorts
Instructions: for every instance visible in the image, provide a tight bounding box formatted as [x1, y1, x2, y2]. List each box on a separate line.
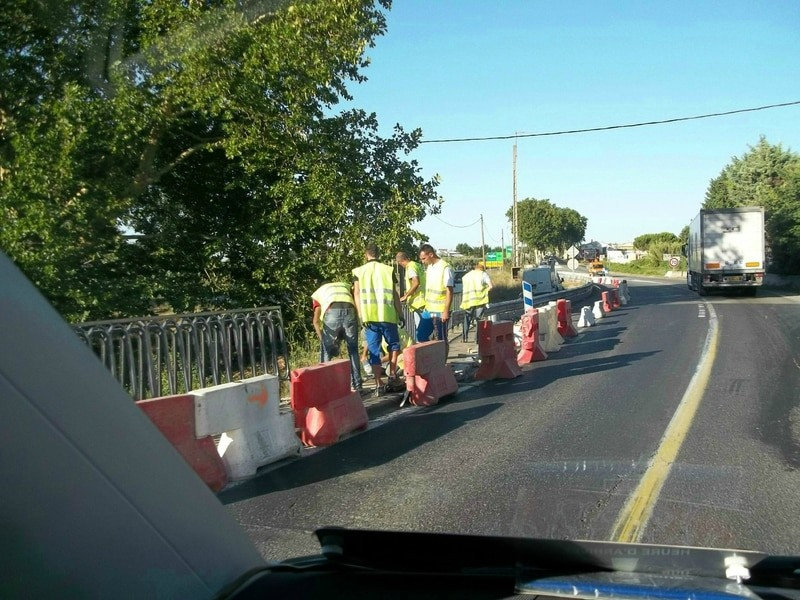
[364, 322, 401, 366]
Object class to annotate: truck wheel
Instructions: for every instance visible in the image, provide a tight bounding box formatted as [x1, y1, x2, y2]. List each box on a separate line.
[697, 280, 707, 296]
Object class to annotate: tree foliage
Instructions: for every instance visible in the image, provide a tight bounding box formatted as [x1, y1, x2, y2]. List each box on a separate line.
[506, 198, 587, 257]
[704, 137, 800, 273]
[679, 225, 689, 245]
[1, 0, 441, 334]
[632, 232, 679, 251]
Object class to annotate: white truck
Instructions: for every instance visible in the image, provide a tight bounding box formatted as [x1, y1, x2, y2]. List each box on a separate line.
[521, 265, 564, 295]
[684, 207, 765, 296]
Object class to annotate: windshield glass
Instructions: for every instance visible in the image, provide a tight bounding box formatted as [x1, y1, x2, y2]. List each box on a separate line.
[4, 0, 800, 569]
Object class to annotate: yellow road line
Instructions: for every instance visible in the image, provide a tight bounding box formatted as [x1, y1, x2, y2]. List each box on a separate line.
[611, 301, 719, 543]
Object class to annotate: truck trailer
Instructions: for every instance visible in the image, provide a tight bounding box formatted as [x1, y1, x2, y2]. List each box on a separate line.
[685, 207, 765, 296]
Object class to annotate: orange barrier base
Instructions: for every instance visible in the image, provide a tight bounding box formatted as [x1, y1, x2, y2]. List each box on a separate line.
[403, 341, 458, 406]
[291, 359, 368, 447]
[475, 321, 522, 380]
[137, 394, 228, 492]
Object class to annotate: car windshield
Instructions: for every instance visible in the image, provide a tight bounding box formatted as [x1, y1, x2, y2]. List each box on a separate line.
[4, 0, 800, 577]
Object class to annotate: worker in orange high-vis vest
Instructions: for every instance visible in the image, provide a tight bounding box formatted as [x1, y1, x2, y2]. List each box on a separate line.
[352, 242, 404, 396]
[419, 243, 454, 354]
[460, 261, 493, 343]
[311, 281, 363, 391]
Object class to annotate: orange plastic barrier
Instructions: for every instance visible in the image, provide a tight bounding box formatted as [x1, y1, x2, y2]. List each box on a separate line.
[136, 394, 228, 492]
[556, 299, 578, 338]
[475, 320, 522, 380]
[517, 309, 548, 364]
[610, 288, 621, 309]
[403, 341, 458, 406]
[291, 359, 367, 447]
[602, 290, 613, 313]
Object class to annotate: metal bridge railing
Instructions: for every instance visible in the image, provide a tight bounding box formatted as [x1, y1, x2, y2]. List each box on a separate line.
[73, 307, 289, 401]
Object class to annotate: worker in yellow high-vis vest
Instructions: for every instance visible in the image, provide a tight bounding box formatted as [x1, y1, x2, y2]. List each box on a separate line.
[311, 281, 363, 391]
[459, 261, 493, 343]
[352, 243, 404, 396]
[395, 251, 433, 343]
[419, 243, 454, 353]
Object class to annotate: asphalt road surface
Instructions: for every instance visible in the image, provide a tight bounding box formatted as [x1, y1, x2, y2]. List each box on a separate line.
[221, 279, 800, 561]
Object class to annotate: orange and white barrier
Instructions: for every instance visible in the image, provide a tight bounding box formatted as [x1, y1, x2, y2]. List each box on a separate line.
[194, 375, 300, 480]
[291, 359, 368, 447]
[601, 291, 613, 313]
[403, 341, 458, 406]
[556, 299, 578, 338]
[475, 320, 522, 380]
[592, 300, 606, 320]
[537, 305, 563, 353]
[137, 394, 228, 492]
[577, 306, 596, 328]
[517, 309, 547, 363]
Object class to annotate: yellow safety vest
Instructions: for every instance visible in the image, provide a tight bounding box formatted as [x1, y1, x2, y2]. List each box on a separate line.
[352, 261, 398, 323]
[460, 269, 489, 309]
[404, 260, 426, 311]
[425, 259, 451, 314]
[311, 282, 354, 317]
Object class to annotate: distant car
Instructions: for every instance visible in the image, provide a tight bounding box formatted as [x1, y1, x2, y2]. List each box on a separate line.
[588, 261, 607, 276]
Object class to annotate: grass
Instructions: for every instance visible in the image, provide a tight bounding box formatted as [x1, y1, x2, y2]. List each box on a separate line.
[488, 268, 521, 302]
[606, 257, 687, 276]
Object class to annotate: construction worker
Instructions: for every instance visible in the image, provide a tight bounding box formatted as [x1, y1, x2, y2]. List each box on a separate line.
[418, 243, 453, 353]
[311, 281, 363, 391]
[460, 261, 493, 343]
[352, 243, 404, 396]
[395, 251, 433, 343]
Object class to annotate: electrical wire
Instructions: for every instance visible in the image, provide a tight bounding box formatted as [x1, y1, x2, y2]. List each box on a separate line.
[419, 100, 800, 144]
[432, 214, 481, 228]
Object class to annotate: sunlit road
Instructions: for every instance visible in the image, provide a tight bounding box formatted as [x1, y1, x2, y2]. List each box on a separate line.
[221, 279, 800, 561]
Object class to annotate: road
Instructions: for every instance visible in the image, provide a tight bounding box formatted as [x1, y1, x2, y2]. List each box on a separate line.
[221, 279, 800, 561]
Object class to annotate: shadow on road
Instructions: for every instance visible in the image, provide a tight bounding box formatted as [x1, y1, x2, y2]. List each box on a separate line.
[218, 402, 502, 504]
[476, 350, 661, 398]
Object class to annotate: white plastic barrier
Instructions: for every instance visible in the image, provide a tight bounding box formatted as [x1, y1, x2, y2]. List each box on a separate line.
[538, 305, 564, 352]
[194, 374, 301, 480]
[577, 306, 596, 328]
[592, 300, 606, 320]
[619, 281, 631, 302]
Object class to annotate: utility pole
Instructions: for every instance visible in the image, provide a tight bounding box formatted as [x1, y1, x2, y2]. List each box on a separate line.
[512, 139, 519, 268]
[480, 214, 486, 267]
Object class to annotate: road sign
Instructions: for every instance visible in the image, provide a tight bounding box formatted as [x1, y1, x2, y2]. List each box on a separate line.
[485, 251, 503, 268]
[669, 256, 680, 268]
[567, 258, 579, 270]
[505, 245, 513, 256]
[566, 245, 579, 259]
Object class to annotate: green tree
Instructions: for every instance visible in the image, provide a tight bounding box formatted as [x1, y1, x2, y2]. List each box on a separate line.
[633, 232, 679, 250]
[704, 137, 800, 273]
[455, 243, 474, 256]
[1, 0, 441, 332]
[506, 198, 587, 256]
[679, 225, 690, 245]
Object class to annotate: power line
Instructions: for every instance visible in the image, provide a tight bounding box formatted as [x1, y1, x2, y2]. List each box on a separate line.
[433, 214, 481, 228]
[419, 100, 800, 144]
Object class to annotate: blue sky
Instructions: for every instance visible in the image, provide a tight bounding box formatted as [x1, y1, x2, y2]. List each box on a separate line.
[342, 1, 800, 250]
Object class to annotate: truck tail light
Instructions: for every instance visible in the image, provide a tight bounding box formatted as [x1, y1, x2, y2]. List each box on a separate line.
[705, 262, 720, 269]
[745, 261, 760, 267]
